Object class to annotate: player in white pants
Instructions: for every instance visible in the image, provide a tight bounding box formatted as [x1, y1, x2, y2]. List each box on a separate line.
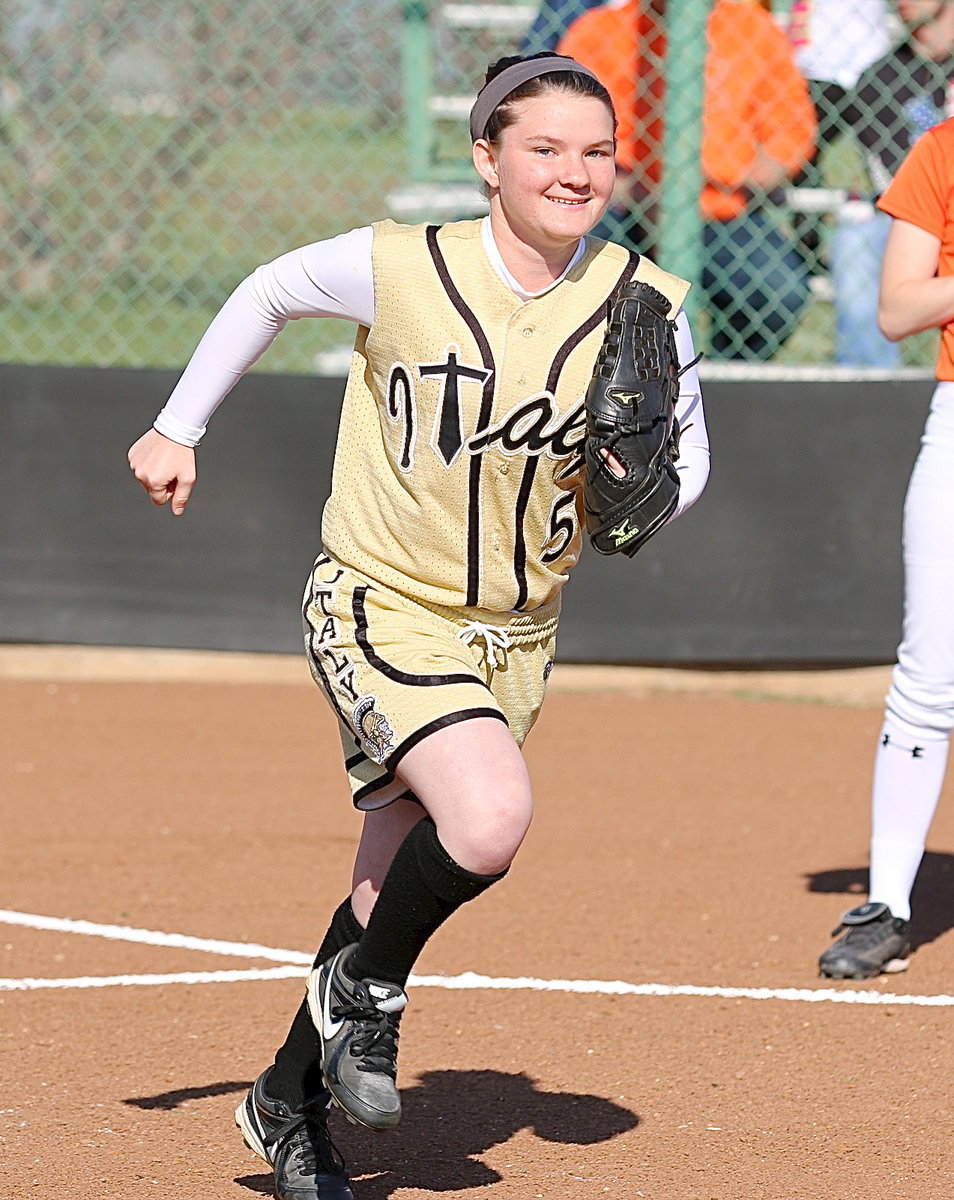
[820, 116, 954, 979]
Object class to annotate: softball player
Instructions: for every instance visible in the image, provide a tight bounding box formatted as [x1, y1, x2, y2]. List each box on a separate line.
[819, 116, 954, 980]
[129, 53, 709, 1200]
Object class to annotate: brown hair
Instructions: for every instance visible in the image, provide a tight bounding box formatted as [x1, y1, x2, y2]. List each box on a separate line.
[478, 53, 616, 145]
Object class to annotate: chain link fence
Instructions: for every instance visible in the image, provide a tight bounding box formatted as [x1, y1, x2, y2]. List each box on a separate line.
[1, 0, 944, 373]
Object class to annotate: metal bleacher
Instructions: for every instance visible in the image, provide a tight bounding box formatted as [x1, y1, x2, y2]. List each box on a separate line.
[386, 1, 536, 221]
[385, 3, 849, 248]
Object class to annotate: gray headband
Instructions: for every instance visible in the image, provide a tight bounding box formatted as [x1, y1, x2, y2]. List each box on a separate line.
[468, 56, 601, 143]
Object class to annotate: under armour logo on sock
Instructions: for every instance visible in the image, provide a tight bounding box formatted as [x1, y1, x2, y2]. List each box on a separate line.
[881, 732, 925, 757]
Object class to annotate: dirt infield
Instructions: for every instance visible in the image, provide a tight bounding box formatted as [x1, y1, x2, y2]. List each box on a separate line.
[2, 648, 952, 1199]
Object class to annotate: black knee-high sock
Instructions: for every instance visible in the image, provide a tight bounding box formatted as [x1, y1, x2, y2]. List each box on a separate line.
[267, 896, 364, 1107]
[347, 816, 506, 988]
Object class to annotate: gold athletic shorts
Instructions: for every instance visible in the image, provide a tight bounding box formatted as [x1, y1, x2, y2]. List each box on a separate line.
[302, 552, 560, 810]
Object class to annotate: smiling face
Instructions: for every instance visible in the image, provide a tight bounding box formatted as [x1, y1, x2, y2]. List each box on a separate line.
[472, 91, 617, 258]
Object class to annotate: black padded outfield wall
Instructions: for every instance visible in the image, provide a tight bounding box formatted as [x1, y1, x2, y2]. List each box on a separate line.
[0, 363, 934, 664]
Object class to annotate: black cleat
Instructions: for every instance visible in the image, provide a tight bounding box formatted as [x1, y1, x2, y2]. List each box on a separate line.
[819, 902, 911, 980]
[307, 943, 406, 1131]
[236, 1068, 353, 1200]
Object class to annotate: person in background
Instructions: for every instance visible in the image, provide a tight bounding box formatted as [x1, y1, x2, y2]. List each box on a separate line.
[785, 0, 891, 273]
[830, 0, 954, 365]
[559, 0, 817, 359]
[819, 113, 954, 979]
[788, 0, 891, 108]
[852, 0, 954, 187]
[519, 0, 604, 54]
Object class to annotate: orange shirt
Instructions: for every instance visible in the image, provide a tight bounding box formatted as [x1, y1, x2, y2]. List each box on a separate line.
[878, 118, 954, 380]
[558, 1, 665, 185]
[558, 0, 817, 220]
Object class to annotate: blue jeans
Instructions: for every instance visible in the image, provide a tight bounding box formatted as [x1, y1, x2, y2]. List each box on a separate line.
[830, 204, 900, 368]
[703, 209, 810, 360]
[518, 0, 605, 52]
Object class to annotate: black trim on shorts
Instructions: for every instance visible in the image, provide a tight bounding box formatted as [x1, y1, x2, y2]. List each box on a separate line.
[352, 769, 396, 806]
[386, 707, 508, 773]
[302, 571, 356, 729]
[352, 586, 494, 690]
[425, 225, 497, 608]
[345, 744, 418, 801]
[352, 778, 423, 810]
[305, 628, 354, 728]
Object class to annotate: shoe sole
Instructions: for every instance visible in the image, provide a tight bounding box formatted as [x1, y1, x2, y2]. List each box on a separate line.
[235, 1097, 269, 1165]
[820, 955, 910, 980]
[234, 1090, 357, 1200]
[306, 965, 401, 1133]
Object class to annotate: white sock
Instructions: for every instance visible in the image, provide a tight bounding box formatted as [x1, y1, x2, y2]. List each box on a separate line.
[867, 718, 949, 921]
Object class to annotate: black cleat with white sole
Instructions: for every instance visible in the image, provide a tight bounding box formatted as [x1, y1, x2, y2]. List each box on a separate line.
[307, 943, 406, 1131]
[235, 1068, 353, 1200]
[818, 902, 911, 980]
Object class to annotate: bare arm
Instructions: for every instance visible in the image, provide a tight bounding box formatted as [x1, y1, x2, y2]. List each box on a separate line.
[741, 146, 795, 193]
[705, 148, 794, 201]
[878, 219, 954, 341]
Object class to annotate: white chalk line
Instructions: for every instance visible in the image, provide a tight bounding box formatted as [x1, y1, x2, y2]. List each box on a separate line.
[2, 909, 953, 1007]
[0, 908, 312, 964]
[0, 967, 307, 991]
[411, 972, 954, 1007]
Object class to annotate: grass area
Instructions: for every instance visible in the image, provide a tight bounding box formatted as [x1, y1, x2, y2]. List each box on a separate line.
[3, 104, 408, 375]
[2, 106, 939, 375]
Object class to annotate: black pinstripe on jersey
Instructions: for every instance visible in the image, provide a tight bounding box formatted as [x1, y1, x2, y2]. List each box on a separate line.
[425, 225, 497, 607]
[425, 229, 640, 611]
[510, 252, 640, 609]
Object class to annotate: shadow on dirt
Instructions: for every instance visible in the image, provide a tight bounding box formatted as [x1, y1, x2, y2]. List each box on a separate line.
[124, 1079, 253, 1110]
[231, 1068, 638, 1198]
[805, 849, 954, 952]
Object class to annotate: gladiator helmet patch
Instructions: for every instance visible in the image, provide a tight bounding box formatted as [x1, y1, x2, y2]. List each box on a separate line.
[352, 695, 395, 763]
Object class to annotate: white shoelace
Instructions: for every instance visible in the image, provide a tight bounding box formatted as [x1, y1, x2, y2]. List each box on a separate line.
[458, 621, 512, 669]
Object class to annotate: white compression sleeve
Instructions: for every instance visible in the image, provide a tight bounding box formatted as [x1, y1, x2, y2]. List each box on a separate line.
[154, 226, 375, 446]
[151, 224, 710, 510]
[670, 312, 710, 520]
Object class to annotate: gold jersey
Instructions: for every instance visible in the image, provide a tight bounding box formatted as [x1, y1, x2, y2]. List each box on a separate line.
[321, 219, 689, 614]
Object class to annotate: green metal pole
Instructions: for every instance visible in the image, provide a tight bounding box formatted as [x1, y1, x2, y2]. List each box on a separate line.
[400, 0, 434, 184]
[658, 0, 708, 328]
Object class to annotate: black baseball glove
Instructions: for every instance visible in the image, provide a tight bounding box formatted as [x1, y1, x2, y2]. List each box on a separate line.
[582, 280, 686, 557]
